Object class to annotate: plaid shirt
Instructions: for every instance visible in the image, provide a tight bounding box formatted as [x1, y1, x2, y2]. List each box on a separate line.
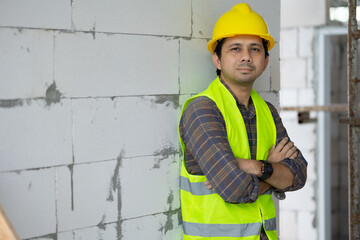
[179, 79, 308, 204]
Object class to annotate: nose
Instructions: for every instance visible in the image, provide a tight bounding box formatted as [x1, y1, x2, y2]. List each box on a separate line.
[241, 49, 251, 63]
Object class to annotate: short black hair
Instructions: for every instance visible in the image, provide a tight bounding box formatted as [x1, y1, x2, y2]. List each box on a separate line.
[214, 38, 270, 76]
[214, 38, 226, 76]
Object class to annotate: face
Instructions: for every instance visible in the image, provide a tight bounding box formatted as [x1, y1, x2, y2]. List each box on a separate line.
[212, 35, 269, 87]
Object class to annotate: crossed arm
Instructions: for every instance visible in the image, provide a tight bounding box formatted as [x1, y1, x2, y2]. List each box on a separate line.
[205, 137, 298, 194]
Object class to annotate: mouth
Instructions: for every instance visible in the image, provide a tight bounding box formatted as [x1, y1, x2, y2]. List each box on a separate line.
[236, 67, 254, 73]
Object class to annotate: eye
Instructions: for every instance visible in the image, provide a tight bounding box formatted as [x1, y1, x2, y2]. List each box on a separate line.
[251, 47, 261, 52]
[230, 47, 240, 52]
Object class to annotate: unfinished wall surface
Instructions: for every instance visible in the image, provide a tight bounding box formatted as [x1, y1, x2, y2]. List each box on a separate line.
[279, 0, 327, 239]
[0, 0, 280, 239]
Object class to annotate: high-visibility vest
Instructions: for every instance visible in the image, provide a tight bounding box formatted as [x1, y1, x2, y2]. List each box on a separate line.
[179, 77, 277, 240]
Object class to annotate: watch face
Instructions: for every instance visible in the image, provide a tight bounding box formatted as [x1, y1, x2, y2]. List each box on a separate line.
[260, 161, 273, 181]
[264, 162, 273, 175]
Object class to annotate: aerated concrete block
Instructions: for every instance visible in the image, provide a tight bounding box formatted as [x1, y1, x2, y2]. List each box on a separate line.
[0, 28, 53, 99]
[72, 96, 179, 163]
[257, 91, 280, 112]
[307, 58, 314, 86]
[281, 0, 326, 28]
[72, 0, 191, 36]
[301, 149, 316, 182]
[284, 120, 316, 150]
[179, 38, 216, 94]
[56, 161, 120, 232]
[279, 89, 298, 107]
[0, 99, 72, 171]
[281, 180, 316, 212]
[121, 212, 182, 240]
[120, 155, 180, 220]
[281, 58, 307, 89]
[55, 32, 179, 97]
[58, 224, 118, 240]
[280, 28, 298, 59]
[56, 154, 180, 234]
[0, 0, 71, 30]
[0, 169, 56, 239]
[279, 210, 298, 240]
[270, 44, 281, 91]
[59, 213, 182, 240]
[299, 88, 315, 106]
[299, 27, 314, 58]
[298, 211, 317, 240]
[192, 0, 238, 39]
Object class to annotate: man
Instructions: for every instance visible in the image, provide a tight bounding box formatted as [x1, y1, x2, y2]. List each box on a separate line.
[178, 3, 307, 240]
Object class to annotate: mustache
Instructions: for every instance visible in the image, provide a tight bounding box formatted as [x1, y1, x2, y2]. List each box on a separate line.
[237, 63, 255, 69]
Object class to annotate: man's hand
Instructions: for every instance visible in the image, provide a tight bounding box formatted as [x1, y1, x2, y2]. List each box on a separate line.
[267, 137, 297, 163]
[205, 180, 212, 190]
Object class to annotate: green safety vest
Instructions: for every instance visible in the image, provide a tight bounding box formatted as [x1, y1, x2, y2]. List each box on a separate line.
[179, 77, 277, 240]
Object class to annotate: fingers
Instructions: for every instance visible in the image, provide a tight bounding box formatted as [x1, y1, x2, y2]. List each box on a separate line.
[284, 145, 298, 159]
[268, 137, 299, 163]
[204, 180, 212, 190]
[278, 137, 298, 159]
[281, 140, 294, 153]
[275, 137, 289, 152]
[289, 150, 298, 160]
[276, 137, 298, 159]
[269, 145, 275, 152]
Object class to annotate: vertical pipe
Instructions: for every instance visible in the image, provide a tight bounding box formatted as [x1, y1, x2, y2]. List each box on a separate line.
[348, 0, 360, 239]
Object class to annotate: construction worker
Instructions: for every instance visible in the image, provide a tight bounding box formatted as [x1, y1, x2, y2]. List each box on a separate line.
[178, 3, 308, 240]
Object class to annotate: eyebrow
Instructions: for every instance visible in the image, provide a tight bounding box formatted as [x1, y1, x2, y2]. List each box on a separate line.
[227, 42, 263, 48]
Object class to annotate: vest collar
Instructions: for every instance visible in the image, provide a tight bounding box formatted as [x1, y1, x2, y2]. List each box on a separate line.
[219, 77, 256, 117]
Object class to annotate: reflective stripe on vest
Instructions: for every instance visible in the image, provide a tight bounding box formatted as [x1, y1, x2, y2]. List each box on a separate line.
[183, 221, 261, 238]
[183, 217, 277, 238]
[180, 176, 272, 196]
[179, 78, 277, 240]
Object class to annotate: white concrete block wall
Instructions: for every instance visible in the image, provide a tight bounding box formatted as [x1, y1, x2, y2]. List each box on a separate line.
[281, 0, 327, 28]
[0, 28, 54, 99]
[0, 100, 73, 171]
[279, 0, 325, 239]
[72, 97, 179, 163]
[179, 38, 216, 94]
[0, 0, 280, 239]
[0, 0, 72, 30]
[0, 169, 57, 238]
[72, 0, 192, 36]
[56, 162, 120, 232]
[55, 32, 180, 97]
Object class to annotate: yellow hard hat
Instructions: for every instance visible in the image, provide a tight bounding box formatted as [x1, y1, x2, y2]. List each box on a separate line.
[207, 3, 275, 53]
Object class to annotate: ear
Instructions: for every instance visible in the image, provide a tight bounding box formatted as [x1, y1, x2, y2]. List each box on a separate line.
[212, 53, 221, 70]
[264, 56, 269, 70]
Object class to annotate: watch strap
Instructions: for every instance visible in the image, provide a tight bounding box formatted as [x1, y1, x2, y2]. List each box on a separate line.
[259, 160, 273, 181]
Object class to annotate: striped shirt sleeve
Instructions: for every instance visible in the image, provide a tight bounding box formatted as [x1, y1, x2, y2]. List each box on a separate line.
[267, 102, 308, 192]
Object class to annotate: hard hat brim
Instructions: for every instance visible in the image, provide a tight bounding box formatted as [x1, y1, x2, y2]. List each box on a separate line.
[208, 34, 275, 53]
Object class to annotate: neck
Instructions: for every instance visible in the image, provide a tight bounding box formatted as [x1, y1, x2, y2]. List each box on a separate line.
[221, 77, 253, 109]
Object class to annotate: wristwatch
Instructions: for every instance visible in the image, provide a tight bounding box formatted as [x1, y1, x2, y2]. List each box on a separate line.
[259, 160, 273, 181]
